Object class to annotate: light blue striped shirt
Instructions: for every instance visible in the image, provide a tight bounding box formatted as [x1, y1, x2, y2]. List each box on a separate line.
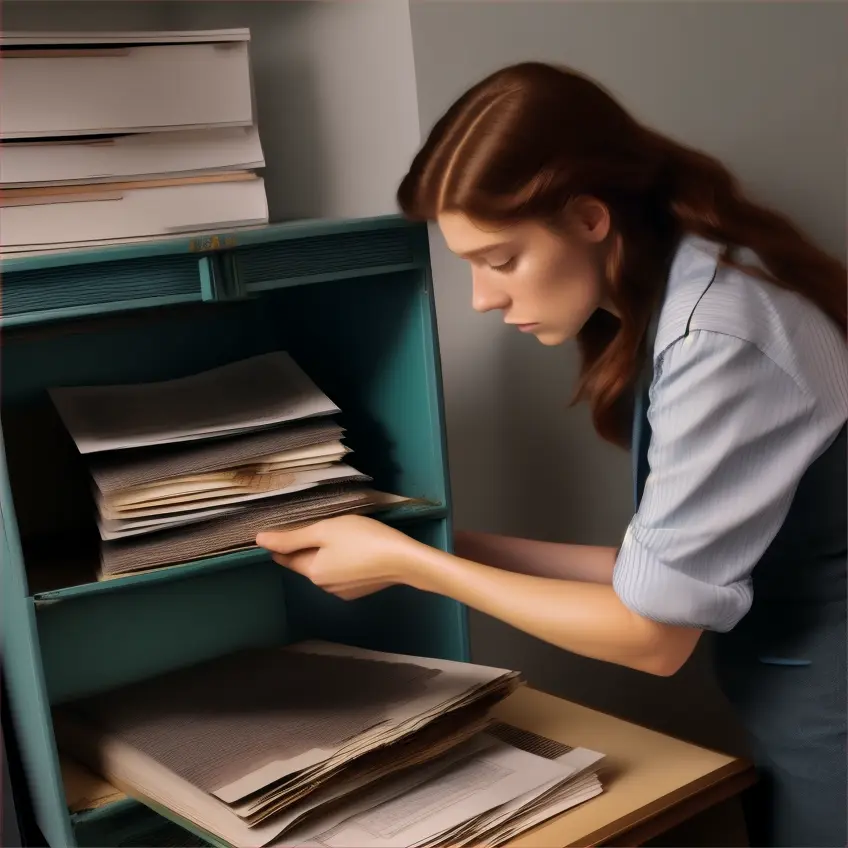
[613, 235, 848, 632]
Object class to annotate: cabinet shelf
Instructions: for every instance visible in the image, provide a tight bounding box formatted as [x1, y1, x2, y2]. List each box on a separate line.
[29, 502, 448, 604]
[71, 792, 217, 848]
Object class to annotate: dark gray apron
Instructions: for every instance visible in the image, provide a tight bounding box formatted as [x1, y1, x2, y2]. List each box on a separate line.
[633, 383, 847, 847]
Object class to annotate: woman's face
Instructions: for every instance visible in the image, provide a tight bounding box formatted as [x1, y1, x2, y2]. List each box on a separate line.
[437, 201, 613, 346]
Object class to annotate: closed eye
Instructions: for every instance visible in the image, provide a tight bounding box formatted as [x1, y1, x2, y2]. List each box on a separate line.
[489, 257, 517, 273]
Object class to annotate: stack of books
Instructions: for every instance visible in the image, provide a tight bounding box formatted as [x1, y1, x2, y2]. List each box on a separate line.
[48, 351, 413, 580]
[55, 642, 605, 848]
[0, 28, 268, 256]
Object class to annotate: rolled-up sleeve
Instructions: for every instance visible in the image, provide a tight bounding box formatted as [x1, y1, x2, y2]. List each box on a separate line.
[614, 330, 831, 632]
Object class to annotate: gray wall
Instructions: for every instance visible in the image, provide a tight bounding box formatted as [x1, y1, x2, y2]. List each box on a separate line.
[2, 0, 174, 29]
[164, 0, 421, 221]
[409, 0, 846, 753]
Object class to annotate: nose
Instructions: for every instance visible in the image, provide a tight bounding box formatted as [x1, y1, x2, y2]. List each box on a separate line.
[471, 269, 510, 314]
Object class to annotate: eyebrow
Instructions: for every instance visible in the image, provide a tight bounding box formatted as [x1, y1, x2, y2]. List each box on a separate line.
[457, 242, 511, 260]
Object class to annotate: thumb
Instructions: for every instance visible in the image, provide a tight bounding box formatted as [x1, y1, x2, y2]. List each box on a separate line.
[256, 525, 320, 554]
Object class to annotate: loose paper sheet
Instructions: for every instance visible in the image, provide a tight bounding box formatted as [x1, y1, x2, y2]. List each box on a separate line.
[49, 352, 340, 454]
[293, 724, 604, 848]
[287, 736, 573, 848]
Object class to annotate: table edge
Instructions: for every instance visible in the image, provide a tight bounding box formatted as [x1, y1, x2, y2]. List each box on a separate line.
[574, 758, 757, 847]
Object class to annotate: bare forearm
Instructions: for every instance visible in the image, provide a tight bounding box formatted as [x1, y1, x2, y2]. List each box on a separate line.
[408, 546, 699, 676]
[453, 530, 616, 584]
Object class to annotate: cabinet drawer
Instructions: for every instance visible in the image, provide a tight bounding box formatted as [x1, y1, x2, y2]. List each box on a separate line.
[0, 253, 206, 327]
[233, 227, 418, 293]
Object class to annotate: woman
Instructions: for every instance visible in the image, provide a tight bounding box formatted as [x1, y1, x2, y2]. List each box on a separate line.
[257, 63, 847, 847]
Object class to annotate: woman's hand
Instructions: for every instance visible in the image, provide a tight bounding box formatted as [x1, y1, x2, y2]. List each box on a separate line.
[255, 515, 424, 601]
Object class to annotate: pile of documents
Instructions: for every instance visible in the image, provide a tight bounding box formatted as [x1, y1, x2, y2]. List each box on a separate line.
[54, 641, 603, 848]
[294, 722, 605, 848]
[48, 351, 413, 580]
[0, 28, 268, 256]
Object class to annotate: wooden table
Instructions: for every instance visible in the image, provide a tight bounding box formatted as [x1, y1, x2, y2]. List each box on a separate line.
[62, 687, 756, 848]
[493, 688, 756, 847]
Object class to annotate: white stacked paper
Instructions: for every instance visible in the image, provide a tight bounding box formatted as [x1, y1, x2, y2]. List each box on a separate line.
[0, 29, 268, 255]
[0, 29, 251, 46]
[1, 127, 264, 189]
[1, 33, 253, 139]
[1, 176, 268, 251]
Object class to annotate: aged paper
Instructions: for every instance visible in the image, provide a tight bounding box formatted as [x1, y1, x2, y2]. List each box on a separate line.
[105, 441, 347, 507]
[97, 487, 407, 576]
[288, 737, 573, 848]
[53, 641, 521, 848]
[49, 352, 340, 454]
[97, 463, 367, 519]
[89, 419, 344, 494]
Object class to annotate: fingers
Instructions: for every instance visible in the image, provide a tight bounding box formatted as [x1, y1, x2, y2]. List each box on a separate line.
[256, 525, 320, 554]
[271, 549, 392, 600]
[271, 550, 315, 576]
[327, 582, 393, 601]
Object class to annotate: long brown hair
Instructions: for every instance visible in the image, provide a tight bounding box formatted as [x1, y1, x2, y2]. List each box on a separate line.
[397, 62, 846, 446]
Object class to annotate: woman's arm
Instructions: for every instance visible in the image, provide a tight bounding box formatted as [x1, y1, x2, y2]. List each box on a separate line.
[407, 543, 702, 677]
[453, 530, 616, 584]
[258, 517, 701, 677]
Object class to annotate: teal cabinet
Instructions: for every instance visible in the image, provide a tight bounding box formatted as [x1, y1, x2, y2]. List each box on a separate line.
[0, 216, 467, 847]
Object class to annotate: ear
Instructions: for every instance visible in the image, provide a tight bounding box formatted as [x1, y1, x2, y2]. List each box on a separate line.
[567, 196, 610, 244]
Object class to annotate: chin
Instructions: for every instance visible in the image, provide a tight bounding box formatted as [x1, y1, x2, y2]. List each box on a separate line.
[533, 329, 570, 346]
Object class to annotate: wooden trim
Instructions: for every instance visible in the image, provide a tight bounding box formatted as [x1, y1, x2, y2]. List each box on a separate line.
[604, 775, 753, 846]
[1, 172, 255, 201]
[543, 690, 745, 763]
[579, 760, 757, 847]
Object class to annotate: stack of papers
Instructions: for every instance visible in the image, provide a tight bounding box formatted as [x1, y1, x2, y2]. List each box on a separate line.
[53, 641, 525, 847]
[291, 722, 604, 848]
[48, 351, 415, 579]
[0, 29, 268, 256]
